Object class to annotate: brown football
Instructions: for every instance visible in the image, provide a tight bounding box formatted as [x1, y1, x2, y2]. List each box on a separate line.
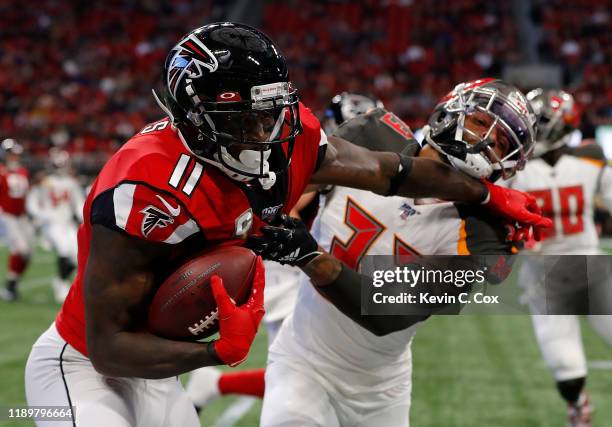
[148, 246, 257, 340]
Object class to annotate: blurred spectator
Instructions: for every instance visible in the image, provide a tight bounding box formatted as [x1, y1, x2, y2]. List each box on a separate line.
[1, 0, 609, 175]
[261, 0, 519, 129]
[0, 0, 221, 173]
[534, 0, 612, 126]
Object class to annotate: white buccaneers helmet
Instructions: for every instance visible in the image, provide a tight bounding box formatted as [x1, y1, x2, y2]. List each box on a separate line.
[423, 78, 537, 181]
[526, 88, 580, 157]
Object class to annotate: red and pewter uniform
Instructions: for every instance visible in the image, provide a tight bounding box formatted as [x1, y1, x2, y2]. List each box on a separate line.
[0, 165, 29, 216]
[0, 165, 34, 257]
[507, 144, 612, 254]
[263, 110, 513, 425]
[56, 102, 327, 356]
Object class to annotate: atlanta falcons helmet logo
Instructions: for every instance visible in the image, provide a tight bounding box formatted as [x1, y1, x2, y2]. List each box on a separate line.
[140, 206, 175, 237]
[166, 34, 219, 100]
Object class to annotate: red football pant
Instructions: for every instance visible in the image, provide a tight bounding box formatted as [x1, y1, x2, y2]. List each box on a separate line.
[8, 253, 28, 279]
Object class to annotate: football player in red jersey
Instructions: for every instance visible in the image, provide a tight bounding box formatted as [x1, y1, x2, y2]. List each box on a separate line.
[24, 23, 549, 427]
[0, 139, 34, 302]
[184, 94, 379, 411]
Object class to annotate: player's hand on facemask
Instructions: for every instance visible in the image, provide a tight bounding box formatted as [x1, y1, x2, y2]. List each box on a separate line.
[209, 256, 265, 367]
[246, 214, 323, 267]
[482, 181, 551, 241]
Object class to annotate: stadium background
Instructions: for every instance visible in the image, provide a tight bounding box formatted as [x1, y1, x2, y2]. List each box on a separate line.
[1, 0, 611, 426]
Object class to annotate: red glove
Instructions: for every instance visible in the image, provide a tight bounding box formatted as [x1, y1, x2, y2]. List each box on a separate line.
[211, 256, 265, 367]
[483, 181, 552, 240]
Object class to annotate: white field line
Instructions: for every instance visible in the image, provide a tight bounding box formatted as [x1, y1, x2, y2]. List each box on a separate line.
[211, 397, 257, 427]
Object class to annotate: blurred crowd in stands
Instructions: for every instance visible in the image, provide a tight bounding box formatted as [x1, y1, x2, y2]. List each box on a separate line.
[263, 0, 519, 129]
[1, 0, 611, 173]
[533, 0, 612, 132]
[0, 0, 221, 173]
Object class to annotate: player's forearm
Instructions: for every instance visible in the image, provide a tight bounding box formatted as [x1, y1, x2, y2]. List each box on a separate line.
[396, 156, 487, 202]
[312, 137, 487, 202]
[302, 253, 425, 335]
[88, 331, 221, 379]
[301, 250, 343, 286]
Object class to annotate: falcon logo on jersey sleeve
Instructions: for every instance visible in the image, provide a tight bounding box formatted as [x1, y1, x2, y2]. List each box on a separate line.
[140, 206, 174, 237]
[140, 195, 183, 237]
[104, 183, 200, 244]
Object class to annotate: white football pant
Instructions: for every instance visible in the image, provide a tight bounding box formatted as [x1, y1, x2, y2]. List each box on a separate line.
[0, 213, 34, 256]
[25, 323, 200, 427]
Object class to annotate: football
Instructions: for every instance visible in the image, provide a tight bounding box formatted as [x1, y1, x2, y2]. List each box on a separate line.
[148, 246, 257, 340]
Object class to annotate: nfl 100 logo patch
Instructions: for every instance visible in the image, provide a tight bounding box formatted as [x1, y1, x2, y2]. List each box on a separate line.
[399, 202, 419, 219]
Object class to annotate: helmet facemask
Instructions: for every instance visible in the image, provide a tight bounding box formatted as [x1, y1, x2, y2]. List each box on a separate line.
[425, 80, 536, 182]
[179, 82, 301, 188]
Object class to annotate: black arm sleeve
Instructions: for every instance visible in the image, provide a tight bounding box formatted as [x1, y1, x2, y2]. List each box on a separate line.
[314, 263, 428, 336]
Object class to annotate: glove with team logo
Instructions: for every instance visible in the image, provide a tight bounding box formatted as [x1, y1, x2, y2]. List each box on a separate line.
[482, 181, 552, 241]
[246, 214, 323, 267]
[209, 256, 265, 367]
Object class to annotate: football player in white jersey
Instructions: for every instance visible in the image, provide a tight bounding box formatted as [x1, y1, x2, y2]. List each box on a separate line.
[505, 89, 612, 427]
[249, 79, 538, 427]
[26, 149, 84, 303]
[185, 93, 383, 412]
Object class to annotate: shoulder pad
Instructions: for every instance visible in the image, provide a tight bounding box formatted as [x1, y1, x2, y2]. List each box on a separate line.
[91, 182, 199, 244]
[333, 108, 420, 156]
[455, 204, 513, 256]
[569, 143, 606, 162]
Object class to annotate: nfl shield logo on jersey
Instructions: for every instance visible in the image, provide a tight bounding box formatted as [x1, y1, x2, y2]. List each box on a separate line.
[399, 202, 419, 219]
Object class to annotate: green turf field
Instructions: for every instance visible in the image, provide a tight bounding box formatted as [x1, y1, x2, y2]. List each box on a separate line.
[0, 247, 611, 427]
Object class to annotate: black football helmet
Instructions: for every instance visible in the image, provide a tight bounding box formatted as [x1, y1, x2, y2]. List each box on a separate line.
[423, 79, 537, 181]
[323, 92, 384, 134]
[154, 22, 302, 188]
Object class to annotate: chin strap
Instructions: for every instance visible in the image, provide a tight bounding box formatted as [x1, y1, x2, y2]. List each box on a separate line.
[258, 172, 276, 190]
[423, 125, 494, 179]
[152, 89, 176, 123]
[216, 146, 277, 189]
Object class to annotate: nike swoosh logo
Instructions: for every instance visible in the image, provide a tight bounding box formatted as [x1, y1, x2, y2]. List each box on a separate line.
[156, 195, 181, 217]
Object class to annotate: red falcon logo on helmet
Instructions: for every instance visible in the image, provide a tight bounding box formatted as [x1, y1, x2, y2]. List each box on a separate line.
[167, 34, 219, 99]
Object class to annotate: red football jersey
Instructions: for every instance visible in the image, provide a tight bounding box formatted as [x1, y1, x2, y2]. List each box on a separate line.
[56, 103, 326, 355]
[0, 165, 29, 216]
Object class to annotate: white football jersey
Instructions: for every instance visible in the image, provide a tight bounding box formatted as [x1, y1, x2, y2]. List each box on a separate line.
[263, 261, 300, 324]
[27, 173, 84, 226]
[271, 185, 510, 399]
[507, 151, 612, 254]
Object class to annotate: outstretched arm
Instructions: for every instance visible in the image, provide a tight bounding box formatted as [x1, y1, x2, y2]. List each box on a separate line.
[311, 135, 486, 201]
[312, 136, 551, 230]
[247, 215, 427, 335]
